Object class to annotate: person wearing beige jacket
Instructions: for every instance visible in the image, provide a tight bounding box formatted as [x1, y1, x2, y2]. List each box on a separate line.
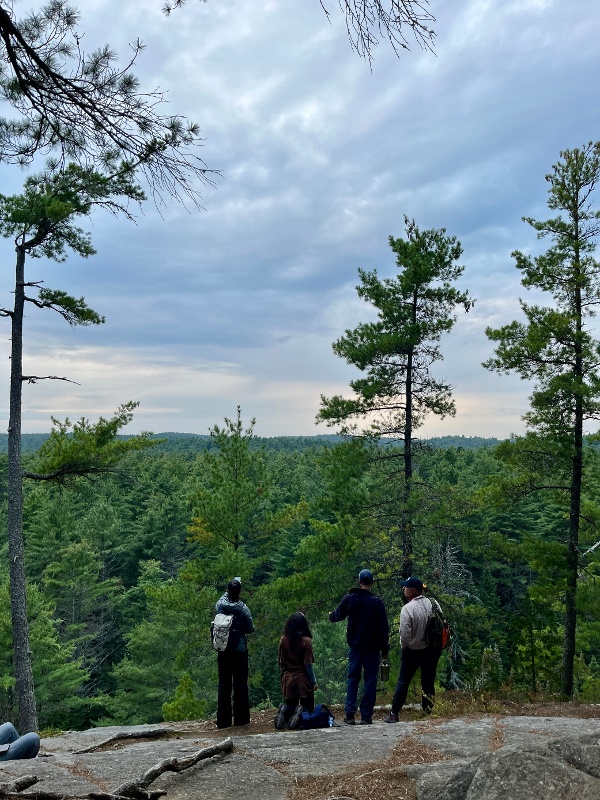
[383, 577, 442, 722]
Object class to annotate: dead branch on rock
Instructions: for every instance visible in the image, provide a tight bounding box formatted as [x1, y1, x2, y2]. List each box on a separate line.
[74, 727, 173, 754]
[0, 738, 233, 800]
[113, 738, 234, 795]
[0, 790, 164, 800]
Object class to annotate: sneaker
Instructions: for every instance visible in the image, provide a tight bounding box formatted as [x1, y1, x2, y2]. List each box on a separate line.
[288, 704, 304, 730]
[274, 702, 287, 731]
[343, 714, 356, 725]
[360, 717, 372, 725]
[383, 712, 399, 723]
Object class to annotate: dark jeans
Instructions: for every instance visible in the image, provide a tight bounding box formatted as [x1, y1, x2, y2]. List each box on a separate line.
[345, 647, 380, 719]
[391, 647, 441, 713]
[0, 722, 40, 760]
[217, 649, 250, 728]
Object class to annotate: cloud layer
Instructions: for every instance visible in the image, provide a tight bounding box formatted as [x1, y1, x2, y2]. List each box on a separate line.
[1, 0, 599, 438]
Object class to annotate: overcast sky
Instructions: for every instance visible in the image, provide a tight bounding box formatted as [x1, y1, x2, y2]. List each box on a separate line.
[1, 0, 600, 439]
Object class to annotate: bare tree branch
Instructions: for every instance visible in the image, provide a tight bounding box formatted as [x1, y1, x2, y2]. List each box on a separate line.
[0, 2, 218, 206]
[163, 0, 436, 62]
[332, 0, 436, 62]
[21, 374, 79, 385]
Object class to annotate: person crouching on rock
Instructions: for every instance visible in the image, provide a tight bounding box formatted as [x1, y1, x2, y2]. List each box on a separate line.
[275, 612, 318, 730]
[0, 722, 40, 760]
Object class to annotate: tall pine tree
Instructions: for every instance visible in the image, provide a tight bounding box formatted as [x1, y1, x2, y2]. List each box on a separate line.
[318, 217, 473, 576]
[484, 142, 600, 697]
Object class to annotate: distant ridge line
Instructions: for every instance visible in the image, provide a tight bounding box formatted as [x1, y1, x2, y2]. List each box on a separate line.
[0, 432, 503, 455]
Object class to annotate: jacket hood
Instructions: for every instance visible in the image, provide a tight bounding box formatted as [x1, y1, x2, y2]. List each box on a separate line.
[216, 594, 246, 615]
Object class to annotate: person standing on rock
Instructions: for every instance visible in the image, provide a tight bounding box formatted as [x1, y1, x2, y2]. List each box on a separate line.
[215, 578, 255, 729]
[329, 569, 390, 725]
[384, 576, 442, 722]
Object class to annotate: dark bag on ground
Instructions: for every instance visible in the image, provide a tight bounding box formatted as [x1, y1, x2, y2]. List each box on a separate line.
[425, 600, 451, 650]
[301, 704, 334, 729]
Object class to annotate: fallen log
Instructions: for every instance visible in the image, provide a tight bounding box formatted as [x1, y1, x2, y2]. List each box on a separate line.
[114, 737, 234, 796]
[74, 728, 173, 754]
[0, 737, 234, 800]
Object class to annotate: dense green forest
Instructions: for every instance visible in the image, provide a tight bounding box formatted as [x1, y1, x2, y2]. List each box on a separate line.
[2, 144, 600, 731]
[0, 421, 598, 730]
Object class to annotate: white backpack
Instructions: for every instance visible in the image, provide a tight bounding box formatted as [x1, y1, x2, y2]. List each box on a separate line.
[211, 613, 234, 651]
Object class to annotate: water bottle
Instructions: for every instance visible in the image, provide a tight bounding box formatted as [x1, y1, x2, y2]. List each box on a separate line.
[380, 659, 390, 682]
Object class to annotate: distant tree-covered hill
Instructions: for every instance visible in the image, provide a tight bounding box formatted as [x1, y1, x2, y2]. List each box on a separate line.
[0, 431, 502, 456]
[423, 435, 502, 449]
[0, 433, 50, 454]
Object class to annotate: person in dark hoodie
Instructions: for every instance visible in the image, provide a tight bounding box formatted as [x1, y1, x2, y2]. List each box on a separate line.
[329, 569, 389, 725]
[215, 578, 255, 729]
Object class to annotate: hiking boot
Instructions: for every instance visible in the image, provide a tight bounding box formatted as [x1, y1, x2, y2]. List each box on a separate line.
[274, 703, 287, 731]
[288, 705, 304, 730]
[343, 714, 356, 725]
[360, 717, 372, 725]
[383, 712, 399, 723]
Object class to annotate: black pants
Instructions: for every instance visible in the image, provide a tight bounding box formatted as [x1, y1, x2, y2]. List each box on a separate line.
[283, 693, 315, 718]
[391, 647, 441, 713]
[217, 649, 250, 728]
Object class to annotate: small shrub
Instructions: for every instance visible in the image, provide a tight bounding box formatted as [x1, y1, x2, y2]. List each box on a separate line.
[162, 674, 206, 722]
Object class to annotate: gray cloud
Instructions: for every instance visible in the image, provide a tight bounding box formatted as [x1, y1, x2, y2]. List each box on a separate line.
[0, 0, 599, 437]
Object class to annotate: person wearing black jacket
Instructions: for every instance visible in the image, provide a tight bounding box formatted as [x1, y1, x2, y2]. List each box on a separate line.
[329, 569, 389, 725]
[215, 578, 255, 729]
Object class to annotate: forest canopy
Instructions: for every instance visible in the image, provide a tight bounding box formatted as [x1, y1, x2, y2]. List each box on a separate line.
[0, 423, 598, 730]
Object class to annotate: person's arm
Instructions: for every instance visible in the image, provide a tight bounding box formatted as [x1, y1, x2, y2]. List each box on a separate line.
[305, 663, 318, 689]
[242, 604, 255, 634]
[303, 639, 318, 688]
[378, 599, 390, 657]
[399, 605, 412, 649]
[329, 595, 348, 622]
[215, 593, 227, 613]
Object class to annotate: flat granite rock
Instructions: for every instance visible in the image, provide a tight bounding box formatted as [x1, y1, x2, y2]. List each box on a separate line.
[233, 722, 417, 778]
[0, 716, 597, 799]
[153, 753, 292, 800]
[416, 716, 497, 759]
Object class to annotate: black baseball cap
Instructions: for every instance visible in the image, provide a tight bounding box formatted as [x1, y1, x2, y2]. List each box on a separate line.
[400, 577, 424, 590]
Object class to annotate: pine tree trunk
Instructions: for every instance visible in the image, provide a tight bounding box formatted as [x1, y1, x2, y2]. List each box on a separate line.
[562, 392, 583, 697]
[7, 244, 38, 732]
[401, 347, 414, 578]
[562, 246, 584, 699]
[562, 430, 582, 697]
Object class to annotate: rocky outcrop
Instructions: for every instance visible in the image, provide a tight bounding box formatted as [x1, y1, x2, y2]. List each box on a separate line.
[0, 715, 597, 799]
[415, 731, 600, 800]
